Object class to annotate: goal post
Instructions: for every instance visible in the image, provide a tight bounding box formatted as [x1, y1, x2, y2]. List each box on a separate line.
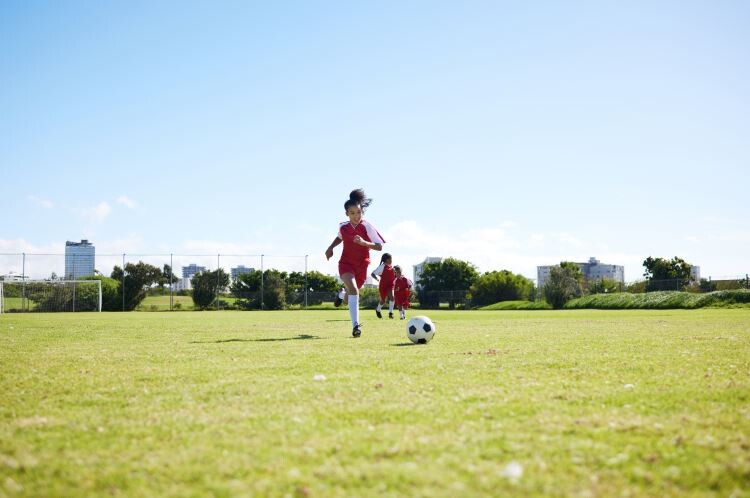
[0, 280, 102, 313]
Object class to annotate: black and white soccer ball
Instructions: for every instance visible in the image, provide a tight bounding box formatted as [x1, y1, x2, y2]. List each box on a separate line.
[406, 315, 436, 344]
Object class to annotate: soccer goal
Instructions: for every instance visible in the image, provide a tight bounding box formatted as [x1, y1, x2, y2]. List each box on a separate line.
[0, 280, 102, 313]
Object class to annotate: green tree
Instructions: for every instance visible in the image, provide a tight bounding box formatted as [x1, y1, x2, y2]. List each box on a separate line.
[643, 256, 693, 291]
[230, 269, 287, 310]
[82, 275, 121, 311]
[588, 277, 621, 294]
[111, 261, 163, 311]
[543, 262, 583, 309]
[418, 258, 479, 309]
[286, 270, 340, 306]
[286, 271, 339, 293]
[191, 269, 230, 310]
[469, 270, 534, 306]
[158, 264, 179, 289]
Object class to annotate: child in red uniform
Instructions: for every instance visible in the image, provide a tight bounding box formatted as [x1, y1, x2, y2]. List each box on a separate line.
[371, 253, 395, 319]
[325, 189, 385, 337]
[393, 265, 412, 320]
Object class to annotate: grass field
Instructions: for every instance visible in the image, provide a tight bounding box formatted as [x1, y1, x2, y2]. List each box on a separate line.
[1, 310, 749, 497]
[137, 295, 196, 311]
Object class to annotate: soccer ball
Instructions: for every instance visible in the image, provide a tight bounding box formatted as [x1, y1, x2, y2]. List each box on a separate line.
[406, 316, 436, 344]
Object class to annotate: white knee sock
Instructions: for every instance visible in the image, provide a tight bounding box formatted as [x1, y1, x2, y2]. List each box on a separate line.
[348, 295, 359, 326]
[376, 303, 382, 312]
[388, 301, 395, 313]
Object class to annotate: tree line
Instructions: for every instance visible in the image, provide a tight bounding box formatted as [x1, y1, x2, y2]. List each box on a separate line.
[75, 255, 724, 311]
[416, 255, 710, 309]
[83, 262, 341, 311]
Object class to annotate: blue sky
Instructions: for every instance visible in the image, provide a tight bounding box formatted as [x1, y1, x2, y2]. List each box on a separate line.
[2, 1, 748, 282]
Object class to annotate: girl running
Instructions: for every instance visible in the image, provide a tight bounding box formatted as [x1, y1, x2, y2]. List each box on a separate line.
[371, 253, 395, 319]
[393, 265, 412, 320]
[325, 189, 385, 337]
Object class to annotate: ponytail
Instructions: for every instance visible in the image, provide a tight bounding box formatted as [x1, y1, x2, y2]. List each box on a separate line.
[381, 252, 392, 264]
[344, 188, 372, 212]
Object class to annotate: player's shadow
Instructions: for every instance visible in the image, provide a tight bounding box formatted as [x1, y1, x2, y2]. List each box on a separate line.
[191, 335, 322, 344]
[390, 342, 416, 347]
[251, 334, 322, 342]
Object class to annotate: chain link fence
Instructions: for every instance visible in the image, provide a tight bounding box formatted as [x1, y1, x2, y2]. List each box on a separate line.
[0, 252, 325, 312]
[2, 252, 747, 312]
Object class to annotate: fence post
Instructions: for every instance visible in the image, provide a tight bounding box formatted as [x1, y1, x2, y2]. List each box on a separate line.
[22, 252, 26, 312]
[304, 254, 308, 309]
[122, 253, 126, 312]
[216, 254, 220, 311]
[261, 254, 264, 310]
[170, 253, 173, 311]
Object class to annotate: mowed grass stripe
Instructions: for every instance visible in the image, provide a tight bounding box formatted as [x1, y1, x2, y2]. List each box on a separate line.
[1, 310, 748, 497]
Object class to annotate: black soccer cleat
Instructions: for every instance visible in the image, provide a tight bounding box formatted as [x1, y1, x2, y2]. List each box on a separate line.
[388, 312, 394, 319]
[352, 323, 362, 338]
[376, 309, 382, 319]
[334, 296, 343, 307]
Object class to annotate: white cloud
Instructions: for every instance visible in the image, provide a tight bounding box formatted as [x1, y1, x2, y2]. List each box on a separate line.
[27, 195, 53, 209]
[0, 239, 66, 279]
[557, 233, 585, 248]
[117, 195, 137, 209]
[78, 202, 111, 223]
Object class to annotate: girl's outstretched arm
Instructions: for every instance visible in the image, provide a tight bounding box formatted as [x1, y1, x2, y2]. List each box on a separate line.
[325, 237, 342, 260]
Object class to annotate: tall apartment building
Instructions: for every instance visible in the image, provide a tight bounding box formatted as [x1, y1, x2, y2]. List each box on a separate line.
[182, 264, 206, 279]
[231, 265, 254, 281]
[537, 257, 624, 289]
[64, 240, 95, 280]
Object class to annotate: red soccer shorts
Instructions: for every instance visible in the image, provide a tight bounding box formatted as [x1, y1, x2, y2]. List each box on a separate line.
[339, 261, 368, 289]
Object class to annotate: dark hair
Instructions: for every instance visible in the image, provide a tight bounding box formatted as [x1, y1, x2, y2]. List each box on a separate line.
[344, 188, 372, 212]
[394, 265, 402, 273]
[380, 253, 392, 263]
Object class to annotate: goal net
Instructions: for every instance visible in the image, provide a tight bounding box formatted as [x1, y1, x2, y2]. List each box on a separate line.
[0, 280, 102, 313]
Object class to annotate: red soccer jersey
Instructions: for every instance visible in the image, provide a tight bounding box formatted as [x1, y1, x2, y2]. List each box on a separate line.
[372, 262, 396, 289]
[337, 219, 385, 266]
[394, 275, 412, 307]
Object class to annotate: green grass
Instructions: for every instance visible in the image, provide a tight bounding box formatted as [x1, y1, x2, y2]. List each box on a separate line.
[566, 290, 750, 309]
[479, 300, 552, 310]
[1, 297, 27, 311]
[1, 310, 749, 497]
[137, 295, 196, 311]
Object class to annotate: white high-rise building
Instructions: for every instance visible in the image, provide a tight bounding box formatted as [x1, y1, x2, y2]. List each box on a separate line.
[231, 265, 254, 281]
[537, 257, 624, 289]
[64, 240, 95, 280]
[182, 264, 206, 279]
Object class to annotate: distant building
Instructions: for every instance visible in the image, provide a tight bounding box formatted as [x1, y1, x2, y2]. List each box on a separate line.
[173, 277, 192, 291]
[690, 266, 701, 283]
[413, 257, 442, 289]
[0, 274, 25, 282]
[65, 240, 95, 280]
[231, 265, 254, 281]
[182, 264, 206, 279]
[537, 257, 624, 289]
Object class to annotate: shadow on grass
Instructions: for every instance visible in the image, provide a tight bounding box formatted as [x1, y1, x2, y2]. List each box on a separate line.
[390, 342, 416, 347]
[191, 334, 322, 344]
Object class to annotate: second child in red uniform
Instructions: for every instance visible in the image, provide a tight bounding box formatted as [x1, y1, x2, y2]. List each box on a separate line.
[325, 189, 385, 337]
[371, 253, 396, 319]
[393, 265, 412, 320]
